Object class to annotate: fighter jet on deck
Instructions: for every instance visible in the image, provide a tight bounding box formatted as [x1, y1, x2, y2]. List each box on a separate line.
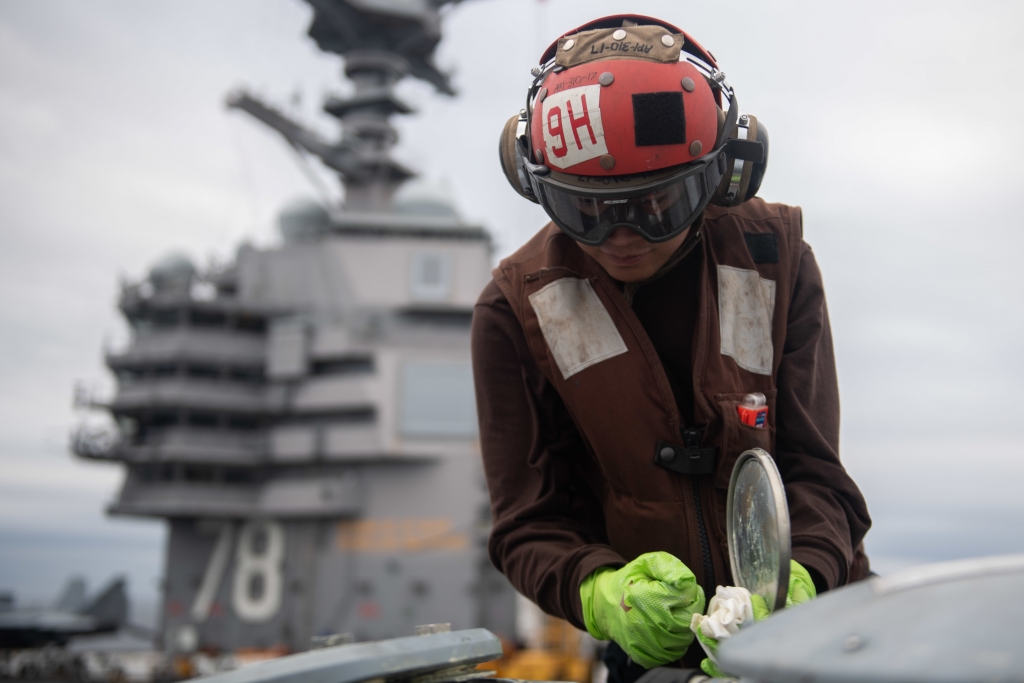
[0, 577, 128, 648]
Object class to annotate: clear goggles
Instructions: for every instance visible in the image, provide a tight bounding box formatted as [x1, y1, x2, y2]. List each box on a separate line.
[525, 150, 726, 246]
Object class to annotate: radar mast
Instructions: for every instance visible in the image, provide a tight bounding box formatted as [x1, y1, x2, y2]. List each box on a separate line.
[227, 0, 462, 213]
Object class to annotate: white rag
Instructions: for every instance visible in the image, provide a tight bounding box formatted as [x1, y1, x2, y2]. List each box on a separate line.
[689, 586, 755, 662]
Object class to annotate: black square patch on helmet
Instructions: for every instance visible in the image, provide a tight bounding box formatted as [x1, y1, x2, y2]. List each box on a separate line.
[633, 92, 686, 147]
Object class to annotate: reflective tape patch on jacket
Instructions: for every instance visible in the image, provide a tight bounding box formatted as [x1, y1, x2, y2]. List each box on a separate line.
[718, 265, 776, 375]
[528, 277, 628, 379]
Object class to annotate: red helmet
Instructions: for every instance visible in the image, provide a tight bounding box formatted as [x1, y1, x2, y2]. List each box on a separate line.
[499, 15, 768, 246]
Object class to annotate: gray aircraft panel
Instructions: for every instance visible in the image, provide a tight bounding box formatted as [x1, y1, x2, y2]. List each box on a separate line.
[197, 629, 501, 683]
[718, 554, 1024, 683]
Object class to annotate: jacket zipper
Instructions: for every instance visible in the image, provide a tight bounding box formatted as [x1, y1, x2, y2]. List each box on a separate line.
[681, 427, 716, 592]
[691, 478, 716, 592]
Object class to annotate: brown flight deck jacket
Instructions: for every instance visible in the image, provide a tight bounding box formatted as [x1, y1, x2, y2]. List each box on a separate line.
[471, 198, 871, 632]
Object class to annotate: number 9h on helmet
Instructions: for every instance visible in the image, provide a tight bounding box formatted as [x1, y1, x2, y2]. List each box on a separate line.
[498, 14, 769, 247]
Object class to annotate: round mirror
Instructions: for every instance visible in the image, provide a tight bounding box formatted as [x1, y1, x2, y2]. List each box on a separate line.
[726, 448, 791, 612]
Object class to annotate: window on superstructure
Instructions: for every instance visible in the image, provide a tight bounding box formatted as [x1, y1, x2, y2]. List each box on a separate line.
[152, 364, 178, 378]
[310, 356, 374, 375]
[150, 411, 179, 428]
[223, 467, 257, 484]
[398, 309, 473, 327]
[236, 315, 267, 333]
[227, 416, 261, 431]
[276, 408, 375, 426]
[228, 367, 264, 384]
[185, 364, 220, 380]
[187, 412, 219, 428]
[117, 368, 145, 384]
[139, 463, 175, 481]
[152, 309, 180, 328]
[399, 361, 477, 437]
[410, 251, 454, 302]
[183, 465, 216, 482]
[128, 316, 152, 333]
[189, 309, 227, 328]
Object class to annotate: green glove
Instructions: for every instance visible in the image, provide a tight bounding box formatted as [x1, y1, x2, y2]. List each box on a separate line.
[786, 560, 816, 607]
[700, 656, 728, 678]
[580, 552, 705, 669]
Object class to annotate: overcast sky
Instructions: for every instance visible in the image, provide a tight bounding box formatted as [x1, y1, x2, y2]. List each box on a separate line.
[1, 0, 1022, 623]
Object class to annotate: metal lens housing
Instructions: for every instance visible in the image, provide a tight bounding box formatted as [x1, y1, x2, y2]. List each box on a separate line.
[726, 448, 792, 612]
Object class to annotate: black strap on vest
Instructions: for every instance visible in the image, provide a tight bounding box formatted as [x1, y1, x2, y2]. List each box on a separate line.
[653, 428, 718, 475]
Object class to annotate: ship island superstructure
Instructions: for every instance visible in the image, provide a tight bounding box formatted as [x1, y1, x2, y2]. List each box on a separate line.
[72, 0, 515, 654]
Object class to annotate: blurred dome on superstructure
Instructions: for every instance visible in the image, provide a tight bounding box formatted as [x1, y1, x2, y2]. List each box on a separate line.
[278, 197, 331, 243]
[149, 252, 196, 291]
[393, 180, 460, 220]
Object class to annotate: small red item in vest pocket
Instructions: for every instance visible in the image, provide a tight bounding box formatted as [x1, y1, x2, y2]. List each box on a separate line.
[738, 392, 768, 428]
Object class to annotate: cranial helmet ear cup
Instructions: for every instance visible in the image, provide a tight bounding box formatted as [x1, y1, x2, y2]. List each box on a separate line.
[744, 118, 769, 201]
[711, 113, 769, 207]
[499, 113, 538, 203]
[498, 114, 522, 194]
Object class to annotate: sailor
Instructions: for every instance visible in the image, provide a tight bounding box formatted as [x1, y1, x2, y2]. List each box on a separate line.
[472, 14, 871, 680]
